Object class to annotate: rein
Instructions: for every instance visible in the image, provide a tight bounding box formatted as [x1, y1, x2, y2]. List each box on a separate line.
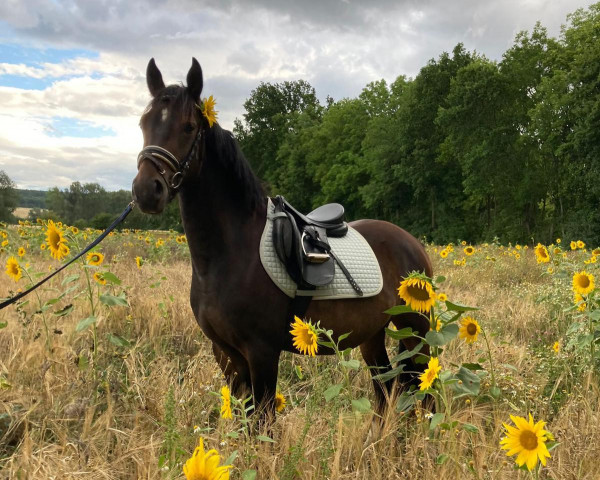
[0, 201, 135, 310]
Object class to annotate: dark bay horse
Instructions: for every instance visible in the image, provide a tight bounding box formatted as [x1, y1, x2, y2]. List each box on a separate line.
[131, 58, 432, 416]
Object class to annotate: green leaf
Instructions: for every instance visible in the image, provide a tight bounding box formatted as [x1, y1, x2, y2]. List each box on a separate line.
[337, 332, 352, 343]
[462, 362, 485, 371]
[242, 470, 257, 480]
[324, 383, 344, 402]
[372, 364, 406, 383]
[445, 301, 479, 313]
[224, 450, 238, 466]
[384, 305, 416, 315]
[294, 365, 303, 380]
[0, 321, 7, 329]
[53, 304, 73, 317]
[340, 359, 361, 370]
[61, 274, 80, 285]
[101, 272, 121, 285]
[226, 431, 239, 439]
[435, 453, 449, 465]
[389, 341, 424, 364]
[463, 423, 479, 433]
[256, 435, 275, 443]
[77, 354, 89, 371]
[434, 275, 446, 284]
[385, 327, 418, 340]
[76, 316, 97, 332]
[452, 366, 481, 396]
[99, 293, 129, 307]
[490, 386, 501, 399]
[429, 412, 445, 430]
[425, 323, 459, 346]
[395, 392, 415, 413]
[108, 333, 131, 348]
[44, 297, 63, 307]
[351, 397, 371, 413]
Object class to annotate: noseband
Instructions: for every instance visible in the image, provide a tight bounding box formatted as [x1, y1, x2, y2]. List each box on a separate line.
[136, 126, 203, 197]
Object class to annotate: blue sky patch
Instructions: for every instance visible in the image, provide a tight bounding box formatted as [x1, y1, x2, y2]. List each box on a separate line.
[45, 117, 115, 138]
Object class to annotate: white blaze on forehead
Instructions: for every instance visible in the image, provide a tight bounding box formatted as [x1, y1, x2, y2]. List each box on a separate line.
[161, 108, 168, 122]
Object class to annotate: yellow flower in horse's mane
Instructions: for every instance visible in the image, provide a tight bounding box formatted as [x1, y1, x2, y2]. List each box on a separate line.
[572, 271, 594, 295]
[45, 220, 69, 260]
[275, 392, 286, 413]
[397, 276, 435, 314]
[419, 356, 441, 391]
[199, 95, 218, 128]
[87, 251, 104, 266]
[5, 256, 22, 282]
[290, 316, 319, 357]
[182, 437, 232, 480]
[500, 414, 552, 471]
[458, 316, 481, 344]
[220, 385, 233, 419]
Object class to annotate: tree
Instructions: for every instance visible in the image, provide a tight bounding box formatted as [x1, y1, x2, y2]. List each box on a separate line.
[0, 170, 17, 222]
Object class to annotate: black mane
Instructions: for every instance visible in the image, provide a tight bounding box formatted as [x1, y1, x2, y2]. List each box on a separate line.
[153, 84, 266, 213]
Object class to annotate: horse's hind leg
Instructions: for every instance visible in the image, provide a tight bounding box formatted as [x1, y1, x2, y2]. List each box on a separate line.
[359, 328, 394, 416]
[212, 343, 252, 398]
[391, 312, 431, 391]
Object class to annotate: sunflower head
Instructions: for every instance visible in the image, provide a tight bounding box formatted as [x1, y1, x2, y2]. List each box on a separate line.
[552, 341, 560, 354]
[275, 392, 286, 413]
[290, 316, 319, 356]
[397, 275, 436, 314]
[464, 246, 475, 256]
[5, 256, 22, 282]
[45, 220, 69, 260]
[500, 414, 551, 471]
[93, 272, 106, 285]
[570, 241, 577, 250]
[220, 385, 233, 419]
[87, 251, 104, 266]
[534, 243, 550, 263]
[199, 95, 218, 128]
[577, 240, 585, 249]
[183, 437, 232, 480]
[440, 249, 448, 259]
[459, 316, 481, 344]
[572, 271, 595, 295]
[419, 356, 441, 391]
[135, 256, 143, 269]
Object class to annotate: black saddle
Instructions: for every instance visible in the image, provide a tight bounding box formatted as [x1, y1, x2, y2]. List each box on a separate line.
[271, 196, 362, 295]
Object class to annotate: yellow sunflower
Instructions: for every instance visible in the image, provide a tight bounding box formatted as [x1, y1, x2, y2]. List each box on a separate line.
[93, 272, 106, 285]
[290, 316, 319, 356]
[86, 251, 104, 266]
[534, 243, 550, 263]
[397, 277, 436, 314]
[437, 292, 448, 302]
[5, 256, 22, 282]
[183, 437, 231, 480]
[71, 226, 79, 234]
[45, 220, 69, 260]
[573, 293, 587, 311]
[135, 256, 143, 269]
[458, 316, 481, 343]
[570, 241, 577, 250]
[419, 356, 441, 391]
[593, 248, 600, 256]
[572, 271, 595, 295]
[275, 392, 286, 413]
[500, 414, 552, 471]
[220, 385, 233, 419]
[577, 240, 585, 249]
[552, 341, 560, 354]
[440, 249, 448, 259]
[556, 238, 561, 244]
[201, 95, 218, 128]
[17, 247, 25, 257]
[463, 246, 475, 256]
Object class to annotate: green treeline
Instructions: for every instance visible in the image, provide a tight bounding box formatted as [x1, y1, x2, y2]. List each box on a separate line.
[234, 5, 600, 244]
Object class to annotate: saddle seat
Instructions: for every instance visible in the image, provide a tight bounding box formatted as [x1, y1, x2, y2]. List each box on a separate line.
[272, 196, 361, 295]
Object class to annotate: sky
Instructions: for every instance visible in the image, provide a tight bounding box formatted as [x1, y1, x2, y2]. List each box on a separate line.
[0, 0, 594, 192]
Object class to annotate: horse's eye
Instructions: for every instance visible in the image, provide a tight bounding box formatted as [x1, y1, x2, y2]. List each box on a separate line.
[183, 123, 195, 134]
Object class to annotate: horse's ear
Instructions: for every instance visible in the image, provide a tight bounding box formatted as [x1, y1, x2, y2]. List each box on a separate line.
[146, 58, 165, 97]
[186, 57, 203, 102]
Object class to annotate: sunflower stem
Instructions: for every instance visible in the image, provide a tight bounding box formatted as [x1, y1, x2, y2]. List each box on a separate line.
[23, 267, 51, 351]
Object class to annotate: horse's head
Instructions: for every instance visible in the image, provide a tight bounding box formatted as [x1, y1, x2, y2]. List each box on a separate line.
[132, 58, 205, 214]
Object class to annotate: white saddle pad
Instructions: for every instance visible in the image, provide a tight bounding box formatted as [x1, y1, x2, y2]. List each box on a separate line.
[259, 198, 383, 300]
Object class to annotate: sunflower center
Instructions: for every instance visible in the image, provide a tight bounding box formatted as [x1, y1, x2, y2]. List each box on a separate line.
[538, 250, 548, 258]
[520, 430, 538, 450]
[48, 230, 60, 248]
[300, 328, 316, 346]
[466, 323, 478, 336]
[9, 263, 18, 275]
[406, 285, 431, 301]
[577, 276, 590, 288]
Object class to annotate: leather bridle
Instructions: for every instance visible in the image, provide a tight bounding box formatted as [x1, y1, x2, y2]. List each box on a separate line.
[136, 122, 204, 198]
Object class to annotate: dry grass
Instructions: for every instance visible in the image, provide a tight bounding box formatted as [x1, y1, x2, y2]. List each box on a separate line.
[1, 239, 599, 479]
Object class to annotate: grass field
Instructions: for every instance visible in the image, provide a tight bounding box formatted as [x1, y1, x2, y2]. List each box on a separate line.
[1, 223, 599, 479]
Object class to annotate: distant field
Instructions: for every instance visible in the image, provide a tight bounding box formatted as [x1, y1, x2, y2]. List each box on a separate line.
[12, 207, 31, 219]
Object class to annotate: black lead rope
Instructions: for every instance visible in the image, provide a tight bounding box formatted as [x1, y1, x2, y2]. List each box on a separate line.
[0, 201, 135, 311]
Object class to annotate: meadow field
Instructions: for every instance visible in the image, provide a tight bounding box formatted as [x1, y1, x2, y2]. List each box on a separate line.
[1, 221, 599, 479]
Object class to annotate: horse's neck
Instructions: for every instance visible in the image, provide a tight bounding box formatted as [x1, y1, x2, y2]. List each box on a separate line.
[178, 166, 265, 276]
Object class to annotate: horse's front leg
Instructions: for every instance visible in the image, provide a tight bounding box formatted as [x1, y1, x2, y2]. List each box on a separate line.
[212, 343, 252, 399]
[246, 345, 281, 418]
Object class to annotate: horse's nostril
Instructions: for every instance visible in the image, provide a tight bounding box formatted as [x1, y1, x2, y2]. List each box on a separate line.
[154, 179, 163, 197]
